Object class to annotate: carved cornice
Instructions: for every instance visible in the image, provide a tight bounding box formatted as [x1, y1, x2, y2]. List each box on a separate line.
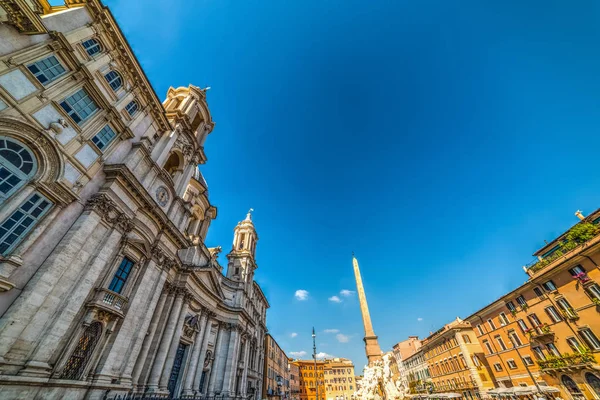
[84, 0, 171, 132]
[85, 193, 133, 234]
[0, 0, 47, 34]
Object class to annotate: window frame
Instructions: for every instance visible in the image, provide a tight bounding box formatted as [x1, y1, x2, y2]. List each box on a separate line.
[545, 306, 563, 323]
[108, 256, 135, 294]
[0, 191, 53, 256]
[579, 328, 600, 351]
[59, 88, 99, 125]
[522, 355, 535, 366]
[506, 359, 518, 369]
[0, 137, 37, 202]
[82, 38, 102, 57]
[91, 125, 117, 151]
[26, 54, 67, 85]
[487, 318, 496, 331]
[104, 70, 123, 91]
[542, 280, 557, 292]
[495, 335, 507, 351]
[125, 100, 139, 117]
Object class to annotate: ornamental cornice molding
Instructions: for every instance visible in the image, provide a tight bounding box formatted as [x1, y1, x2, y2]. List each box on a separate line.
[84, 0, 171, 133]
[102, 164, 190, 249]
[85, 193, 133, 233]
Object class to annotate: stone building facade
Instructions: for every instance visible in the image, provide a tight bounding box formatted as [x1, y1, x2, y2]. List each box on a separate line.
[0, 0, 268, 399]
[263, 334, 290, 400]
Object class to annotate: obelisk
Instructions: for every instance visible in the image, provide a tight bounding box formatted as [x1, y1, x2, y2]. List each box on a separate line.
[352, 255, 382, 364]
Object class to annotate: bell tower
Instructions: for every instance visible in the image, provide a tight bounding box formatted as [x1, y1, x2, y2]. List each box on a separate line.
[226, 209, 258, 283]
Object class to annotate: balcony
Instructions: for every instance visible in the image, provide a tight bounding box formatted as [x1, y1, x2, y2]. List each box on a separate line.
[538, 353, 597, 372]
[87, 287, 128, 318]
[525, 325, 554, 342]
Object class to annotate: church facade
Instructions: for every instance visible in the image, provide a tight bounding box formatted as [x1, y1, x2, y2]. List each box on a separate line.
[0, 1, 268, 399]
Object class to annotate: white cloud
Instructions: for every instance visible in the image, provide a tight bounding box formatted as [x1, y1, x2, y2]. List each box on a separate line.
[316, 352, 333, 359]
[289, 351, 307, 358]
[290, 332, 298, 338]
[295, 290, 309, 301]
[328, 295, 342, 303]
[324, 329, 339, 334]
[417, 317, 423, 322]
[340, 289, 355, 297]
[336, 333, 350, 343]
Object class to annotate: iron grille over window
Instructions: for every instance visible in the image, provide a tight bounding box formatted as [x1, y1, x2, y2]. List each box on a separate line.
[82, 38, 101, 56]
[27, 55, 66, 85]
[60, 89, 98, 124]
[61, 322, 102, 380]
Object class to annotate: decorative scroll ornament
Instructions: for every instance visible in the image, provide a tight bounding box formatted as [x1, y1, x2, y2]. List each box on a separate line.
[85, 193, 133, 233]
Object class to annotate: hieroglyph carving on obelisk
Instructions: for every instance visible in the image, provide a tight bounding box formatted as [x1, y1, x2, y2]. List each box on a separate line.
[352, 255, 382, 364]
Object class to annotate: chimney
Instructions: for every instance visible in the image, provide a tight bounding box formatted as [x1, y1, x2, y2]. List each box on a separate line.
[575, 210, 585, 221]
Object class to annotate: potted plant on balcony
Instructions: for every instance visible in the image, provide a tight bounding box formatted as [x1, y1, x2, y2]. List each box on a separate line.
[592, 298, 600, 307]
[540, 324, 552, 334]
[572, 271, 591, 284]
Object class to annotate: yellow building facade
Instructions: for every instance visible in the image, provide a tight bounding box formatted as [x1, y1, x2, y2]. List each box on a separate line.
[466, 209, 600, 400]
[294, 360, 325, 400]
[421, 318, 495, 400]
[324, 358, 356, 400]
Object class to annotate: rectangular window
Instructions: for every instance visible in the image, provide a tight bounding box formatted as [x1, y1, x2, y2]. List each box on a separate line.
[506, 301, 516, 312]
[557, 298, 577, 319]
[566, 337, 584, 353]
[493, 363, 502, 372]
[516, 295, 527, 307]
[522, 355, 534, 366]
[495, 336, 507, 351]
[499, 313, 510, 326]
[476, 325, 484, 335]
[108, 257, 135, 294]
[27, 55, 66, 85]
[533, 287, 545, 299]
[60, 88, 98, 124]
[517, 319, 528, 333]
[568, 265, 585, 276]
[482, 340, 493, 355]
[532, 346, 545, 360]
[587, 284, 600, 300]
[506, 359, 517, 369]
[545, 306, 563, 323]
[0, 192, 53, 255]
[528, 313, 542, 327]
[542, 280, 557, 292]
[91, 125, 117, 150]
[580, 328, 600, 350]
[488, 319, 496, 331]
[509, 331, 523, 347]
[546, 343, 560, 357]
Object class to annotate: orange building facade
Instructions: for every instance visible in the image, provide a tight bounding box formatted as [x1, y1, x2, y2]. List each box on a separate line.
[324, 358, 356, 400]
[293, 360, 325, 400]
[421, 318, 496, 400]
[465, 209, 600, 400]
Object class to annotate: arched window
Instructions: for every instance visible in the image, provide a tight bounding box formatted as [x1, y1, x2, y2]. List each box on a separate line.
[561, 375, 584, 399]
[82, 38, 102, 56]
[586, 373, 600, 398]
[0, 137, 36, 201]
[163, 152, 182, 178]
[104, 70, 123, 91]
[125, 100, 139, 117]
[61, 322, 103, 380]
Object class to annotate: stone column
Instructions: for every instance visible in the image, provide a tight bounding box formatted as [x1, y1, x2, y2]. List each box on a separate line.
[131, 284, 169, 387]
[158, 292, 190, 391]
[137, 288, 176, 389]
[175, 162, 196, 197]
[146, 289, 185, 392]
[193, 314, 215, 393]
[240, 337, 251, 396]
[97, 260, 168, 384]
[207, 322, 225, 394]
[222, 325, 241, 394]
[20, 222, 125, 376]
[0, 210, 105, 365]
[182, 310, 208, 395]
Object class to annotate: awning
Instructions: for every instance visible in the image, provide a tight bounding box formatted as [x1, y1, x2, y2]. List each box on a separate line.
[426, 393, 463, 399]
[487, 386, 561, 397]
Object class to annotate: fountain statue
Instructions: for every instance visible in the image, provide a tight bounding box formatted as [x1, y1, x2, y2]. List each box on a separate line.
[354, 353, 407, 400]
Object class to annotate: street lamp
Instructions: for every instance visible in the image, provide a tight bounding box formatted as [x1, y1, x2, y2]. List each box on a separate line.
[313, 328, 319, 400]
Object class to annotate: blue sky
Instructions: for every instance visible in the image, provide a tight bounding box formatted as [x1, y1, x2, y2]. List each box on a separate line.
[103, 0, 600, 370]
